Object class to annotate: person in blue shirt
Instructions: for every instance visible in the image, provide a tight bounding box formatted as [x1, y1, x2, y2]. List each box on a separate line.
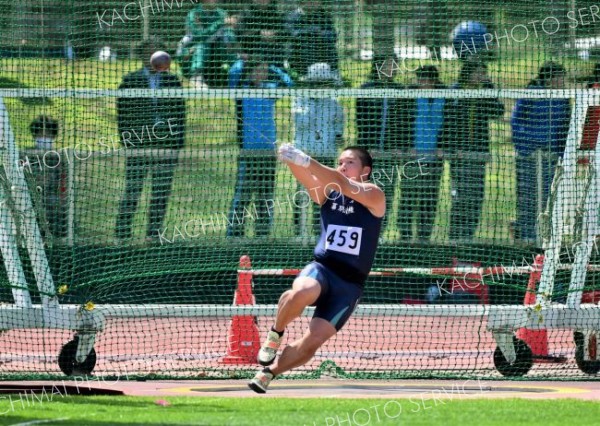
[248, 145, 385, 394]
[398, 65, 445, 241]
[511, 62, 570, 244]
[226, 59, 293, 237]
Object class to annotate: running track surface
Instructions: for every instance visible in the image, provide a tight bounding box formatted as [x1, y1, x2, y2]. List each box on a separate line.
[0, 315, 591, 378]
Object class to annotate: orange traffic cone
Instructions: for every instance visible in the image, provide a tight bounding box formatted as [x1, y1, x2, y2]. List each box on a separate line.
[220, 255, 261, 365]
[516, 254, 565, 363]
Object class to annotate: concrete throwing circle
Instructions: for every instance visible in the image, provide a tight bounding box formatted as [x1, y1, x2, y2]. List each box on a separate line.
[158, 380, 595, 398]
[189, 383, 552, 394]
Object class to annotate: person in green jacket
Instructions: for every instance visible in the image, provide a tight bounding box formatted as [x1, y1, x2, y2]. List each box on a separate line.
[176, 0, 226, 89]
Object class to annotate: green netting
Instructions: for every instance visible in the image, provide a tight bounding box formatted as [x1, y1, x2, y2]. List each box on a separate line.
[0, 0, 599, 381]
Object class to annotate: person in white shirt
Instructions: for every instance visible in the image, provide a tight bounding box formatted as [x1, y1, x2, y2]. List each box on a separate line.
[292, 62, 344, 235]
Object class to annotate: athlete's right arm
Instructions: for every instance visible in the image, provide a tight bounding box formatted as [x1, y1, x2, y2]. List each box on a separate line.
[285, 163, 327, 205]
[279, 144, 385, 217]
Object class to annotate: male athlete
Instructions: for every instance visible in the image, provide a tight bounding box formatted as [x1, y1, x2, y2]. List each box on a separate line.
[248, 144, 385, 393]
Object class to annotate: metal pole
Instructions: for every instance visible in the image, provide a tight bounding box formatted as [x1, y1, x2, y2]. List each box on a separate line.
[569, 0, 577, 52]
[0, 97, 54, 308]
[66, 149, 75, 246]
[536, 149, 543, 246]
[143, 0, 150, 40]
[0, 184, 33, 308]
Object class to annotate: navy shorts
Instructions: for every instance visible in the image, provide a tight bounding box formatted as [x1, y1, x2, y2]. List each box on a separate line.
[298, 261, 363, 331]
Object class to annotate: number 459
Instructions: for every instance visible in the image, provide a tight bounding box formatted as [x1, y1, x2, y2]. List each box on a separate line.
[326, 229, 359, 249]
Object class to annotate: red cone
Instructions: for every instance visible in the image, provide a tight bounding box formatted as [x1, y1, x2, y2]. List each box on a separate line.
[516, 254, 565, 363]
[220, 255, 261, 365]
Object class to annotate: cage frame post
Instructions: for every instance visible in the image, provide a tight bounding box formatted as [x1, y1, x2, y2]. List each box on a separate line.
[0, 96, 104, 375]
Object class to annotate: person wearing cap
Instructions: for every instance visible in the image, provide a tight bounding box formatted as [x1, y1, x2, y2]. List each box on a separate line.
[356, 55, 412, 234]
[292, 62, 345, 236]
[511, 62, 570, 244]
[397, 65, 446, 242]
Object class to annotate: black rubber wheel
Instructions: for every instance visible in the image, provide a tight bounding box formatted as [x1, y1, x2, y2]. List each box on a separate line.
[574, 332, 600, 375]
[493, 337, 533, 377]
[58, 337, 97, 376]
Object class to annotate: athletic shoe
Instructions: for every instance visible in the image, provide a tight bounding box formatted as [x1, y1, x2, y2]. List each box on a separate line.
[257, 330, 282, 366]
[248, 369, 274, 394]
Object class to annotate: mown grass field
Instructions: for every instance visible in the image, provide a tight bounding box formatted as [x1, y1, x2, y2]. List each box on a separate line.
[0, 396, 598, 426]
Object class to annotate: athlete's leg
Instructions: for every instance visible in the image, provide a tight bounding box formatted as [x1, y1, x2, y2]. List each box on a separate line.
[257, 276, 321, 366]
[270, 317, 336, 376]
[274, 276, 321, 332]
[249, 318, 336, 393]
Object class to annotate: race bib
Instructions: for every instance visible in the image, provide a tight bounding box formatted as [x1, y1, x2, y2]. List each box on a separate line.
[325, 225, 363, 256]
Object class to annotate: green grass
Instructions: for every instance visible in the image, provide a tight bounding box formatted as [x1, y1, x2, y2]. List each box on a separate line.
[0, 396, 598, 425]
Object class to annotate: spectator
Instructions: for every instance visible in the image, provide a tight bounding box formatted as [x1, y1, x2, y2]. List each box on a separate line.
[398, 65, 445, 242]
[442, 61, 504, 241]
[586, 63, 600, 88]
[292, 62, 344, 235]
[356, 55, 412, 232]
[115, 38, 186, 243]
[202, 13, 239, 88]
[234, 0, 286, 146]
[511, 62, 570, 244]
[237, 0, 286, 67]
[29, 115, 66, 238]
[226, 58, 293, 238]
[176, 0, 227, 89]
[581, 63, 600, 151]
[285, 0, 338, 79]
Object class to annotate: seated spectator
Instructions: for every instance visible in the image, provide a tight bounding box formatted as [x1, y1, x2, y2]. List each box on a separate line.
[587, 62, 600, 88]
[285, 0, 338, 79]
[579, 63, 600, 151]
[237, 0, 286, 67]
[176, 0, 227, 89]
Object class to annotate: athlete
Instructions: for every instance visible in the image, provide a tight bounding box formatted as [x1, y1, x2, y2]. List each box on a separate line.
[248, 144, 385, 393]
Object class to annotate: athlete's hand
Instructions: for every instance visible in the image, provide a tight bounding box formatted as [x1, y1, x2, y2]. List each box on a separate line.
[278, 143, 311, 168]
